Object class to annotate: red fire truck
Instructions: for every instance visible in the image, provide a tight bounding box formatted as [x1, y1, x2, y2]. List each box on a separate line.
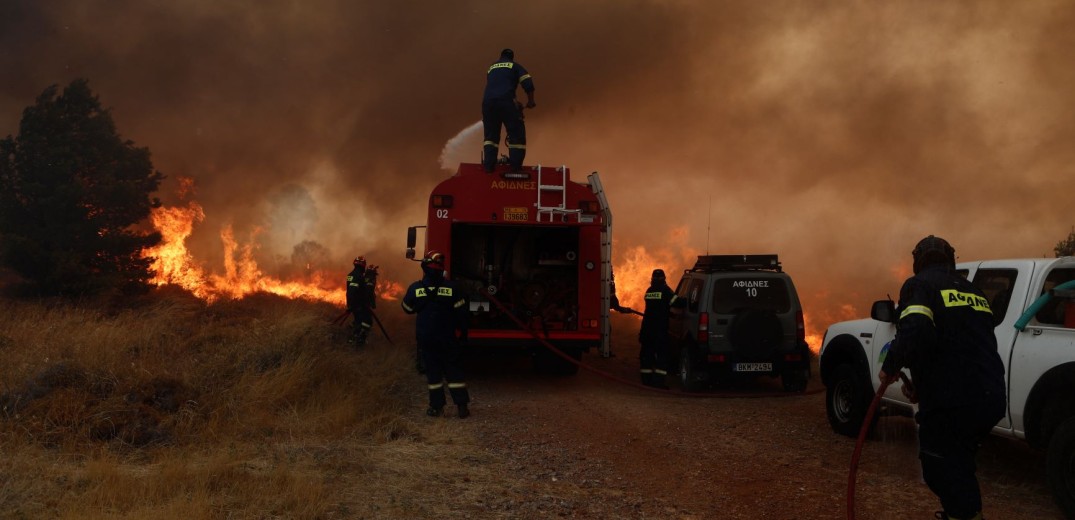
[405, 162, 613, 374]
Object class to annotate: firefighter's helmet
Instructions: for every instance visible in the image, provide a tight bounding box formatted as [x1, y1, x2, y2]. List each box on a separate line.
[353, 256, 367, 268]
[651, 269, 666, 283]
[912, 235, 955, 274]
[422, 250, 445, 270]
[501, 48, 514, 60]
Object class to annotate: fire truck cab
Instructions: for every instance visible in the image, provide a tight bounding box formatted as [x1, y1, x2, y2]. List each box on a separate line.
[406, 163, 613, 374]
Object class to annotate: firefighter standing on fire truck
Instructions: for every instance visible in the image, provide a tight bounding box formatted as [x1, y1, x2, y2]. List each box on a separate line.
[879, 235, 1006, 520]
[401, 251, 472, 418]
[346, 256, 377, 346]
[482, 48, 536, 173]
[639, 269, 685, 389]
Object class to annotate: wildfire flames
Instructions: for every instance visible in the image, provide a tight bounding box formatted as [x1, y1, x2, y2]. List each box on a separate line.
[142, 187, 838, 353]
[141, 179, 402, 305]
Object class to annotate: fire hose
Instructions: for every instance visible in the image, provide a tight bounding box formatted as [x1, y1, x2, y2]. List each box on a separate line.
[846, 371, 913, 520]
[481, 288, 822, 399]
[331, 308, 394, 345]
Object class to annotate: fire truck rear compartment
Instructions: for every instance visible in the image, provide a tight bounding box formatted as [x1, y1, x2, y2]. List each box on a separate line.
[451, 224, 581, 334]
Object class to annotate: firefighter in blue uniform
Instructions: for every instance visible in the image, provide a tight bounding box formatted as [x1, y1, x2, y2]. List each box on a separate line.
[401, 251, 472, 418]
[346, 256, 377, 345]
[482, 48, 536, 173]
[639, 269, 685, 389]
[879, 235, 1006, 520]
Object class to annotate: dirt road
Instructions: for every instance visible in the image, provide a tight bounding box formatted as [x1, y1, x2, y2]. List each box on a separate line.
[456, 325, 1064, 519]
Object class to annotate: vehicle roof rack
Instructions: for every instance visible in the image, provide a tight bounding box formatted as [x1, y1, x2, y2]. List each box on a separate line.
[690, 254, 782, 273]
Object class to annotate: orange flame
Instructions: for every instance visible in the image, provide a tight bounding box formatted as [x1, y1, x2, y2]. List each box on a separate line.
[142, 179, 398, 306]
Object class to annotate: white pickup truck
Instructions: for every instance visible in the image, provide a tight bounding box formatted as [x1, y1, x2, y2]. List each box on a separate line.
[819, 257, 1075, 516]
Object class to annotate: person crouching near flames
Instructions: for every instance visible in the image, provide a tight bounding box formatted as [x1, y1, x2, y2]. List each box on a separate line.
[639, 269, 685, 389]
[401, 251, 472, 418]
[879, 235, 1006, 520]
[346, 256, 377, 346]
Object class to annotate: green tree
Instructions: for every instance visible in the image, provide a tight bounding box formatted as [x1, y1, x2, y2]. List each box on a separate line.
[1056, 227, 1075, 258]
[0, 79, 163, 297]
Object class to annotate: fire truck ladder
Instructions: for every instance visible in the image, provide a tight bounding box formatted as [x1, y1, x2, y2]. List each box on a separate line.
[536, 165, 581, 223]
[587, 171, 614, 358]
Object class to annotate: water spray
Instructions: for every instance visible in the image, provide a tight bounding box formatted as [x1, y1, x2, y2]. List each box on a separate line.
[439, 120, 484, 171]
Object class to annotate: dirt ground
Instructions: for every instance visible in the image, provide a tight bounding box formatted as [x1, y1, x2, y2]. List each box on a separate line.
[448, 316, 1065, 520]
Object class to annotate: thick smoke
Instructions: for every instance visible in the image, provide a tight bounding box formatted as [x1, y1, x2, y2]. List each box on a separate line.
[2, 0, 1074, 326]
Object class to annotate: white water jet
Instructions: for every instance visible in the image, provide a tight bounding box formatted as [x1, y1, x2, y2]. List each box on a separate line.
[438, 120, 484, 171]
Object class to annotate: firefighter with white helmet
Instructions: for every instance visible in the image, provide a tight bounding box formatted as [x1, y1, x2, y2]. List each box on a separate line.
[401, 251, 472, 418]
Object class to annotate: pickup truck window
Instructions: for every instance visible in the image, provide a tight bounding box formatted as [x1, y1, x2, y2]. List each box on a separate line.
[1036, 267, 1075, 326]
[972, 268, 1018, 326]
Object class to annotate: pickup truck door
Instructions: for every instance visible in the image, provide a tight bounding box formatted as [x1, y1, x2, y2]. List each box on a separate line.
[968, 263, 1031, 431]
[1006, 262, 1075, 436]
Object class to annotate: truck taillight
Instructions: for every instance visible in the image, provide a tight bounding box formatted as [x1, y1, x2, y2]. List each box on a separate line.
[796, 310, 806, 342]
[698, 312, 708, 343]
[579, 200, 600, 213]
[432, 195, 454, 208]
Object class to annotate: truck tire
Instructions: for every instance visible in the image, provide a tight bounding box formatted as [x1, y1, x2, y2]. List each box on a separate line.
[679, 345, 706, 392]
[1047, 415, 1075, 518]
[729, 310, 782, 359]
[826, 363, 876, 437]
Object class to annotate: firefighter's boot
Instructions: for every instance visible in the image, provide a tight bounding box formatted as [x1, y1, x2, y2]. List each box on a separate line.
[426, 406, 442, 417]
[355, 328, 369, 346]
[457, 404, 470, 419]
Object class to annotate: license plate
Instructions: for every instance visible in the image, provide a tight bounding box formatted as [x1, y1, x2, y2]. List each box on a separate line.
[734, 362, 773, 372]
[503, 207, 528, 221]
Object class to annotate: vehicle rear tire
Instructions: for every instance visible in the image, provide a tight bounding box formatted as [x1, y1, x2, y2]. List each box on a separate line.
[729, 310, 782, 359]
[826, 363, 875, 437]
[1047, 416, 1075, 518]
[679, 345, 706, 392]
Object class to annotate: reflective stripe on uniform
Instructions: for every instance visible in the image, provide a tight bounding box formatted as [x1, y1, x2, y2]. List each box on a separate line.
[454, 299, 466, 309]
[483, 140, 497, 147]
[645, 291, 662, 300]
[669, 295, 679, 306]
[428, 383, 444, 390]
[360, 322, 371, 329]
[447, 382, 467, 389]
[518, 73, 531, 83]
[488, 62, 513, 72]
[401, 302, 414, 312]
[506, 143, 526, 150]
[900, 304, 934, 322]
[654, 369, 668, 376]
[940, 289, 993, 313]
[639, 368, 654, 374]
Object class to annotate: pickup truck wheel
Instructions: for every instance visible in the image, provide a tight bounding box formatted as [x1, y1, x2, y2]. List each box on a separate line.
[1047, 416, 1075, 518]
[679, 345, 706, 392]
[826, 363, 875, 437]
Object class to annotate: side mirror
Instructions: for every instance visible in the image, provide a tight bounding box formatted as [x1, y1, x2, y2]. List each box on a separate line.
[871, 300, 897, 323]
[405, 226, 417, 259]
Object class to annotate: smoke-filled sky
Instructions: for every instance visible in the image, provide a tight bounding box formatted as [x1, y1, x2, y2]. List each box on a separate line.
[2, 0, 1073, 327]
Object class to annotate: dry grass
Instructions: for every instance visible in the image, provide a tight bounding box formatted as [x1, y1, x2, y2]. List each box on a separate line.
[0, 291, 496, 519]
